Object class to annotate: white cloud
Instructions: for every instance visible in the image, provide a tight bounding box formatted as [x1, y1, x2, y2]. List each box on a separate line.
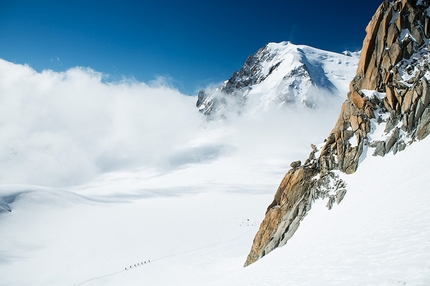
[0, 59, 202, 187]
[0, 58, 345, 189]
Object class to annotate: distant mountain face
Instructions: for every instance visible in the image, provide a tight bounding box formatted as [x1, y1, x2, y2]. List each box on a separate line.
[196, 42, 359, 118]
[245, 0, 430, 267]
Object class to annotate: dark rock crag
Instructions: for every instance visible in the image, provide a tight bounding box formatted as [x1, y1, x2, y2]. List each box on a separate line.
[245, 0, 430, 267]
[196, 44, 280, 118]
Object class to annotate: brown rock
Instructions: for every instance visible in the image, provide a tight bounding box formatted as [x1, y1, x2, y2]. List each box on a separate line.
[389, 42, 403, 65]
[425, 17, 430, 38]
[402, 89, 414, 112]
[386, 127, 400, 152]
[417, 107, 430, 140]
[387, 23, 400, 47]
[403, 39, 415, 59]
[421, 78, 430, 107]
[413, 89, 420, 103]
[381, 51, 392, 78]
[343, 143, 363, 174]
[375, 6, 393, 65]
[386, 85, 398, 109]
[410, 25, 424, 46]
[415, 99, 426, 120]
[290, 160, 301, 168]
[401, 0, 409, 7]
[364, 104, 375, 119]
[357, 1, 385, 76]
[415, 80, 423, 98]
[369, 62, 382, 90]
[372, 140, 386, 157]
[349, 90, 366, 109]
[344, 130, 354, 141]
[245, 166, 316, 266]
[408, 110, 415, 130]
[394, 87, 404, 107]
[394, 0, 402, 11]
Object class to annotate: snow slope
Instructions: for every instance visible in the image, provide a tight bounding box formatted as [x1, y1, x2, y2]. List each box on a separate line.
[242, 42, 358, 108]
[208, 138, 430, 286]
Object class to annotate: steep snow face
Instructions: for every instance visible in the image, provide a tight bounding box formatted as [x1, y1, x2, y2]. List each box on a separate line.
[197, 42, 359, 118]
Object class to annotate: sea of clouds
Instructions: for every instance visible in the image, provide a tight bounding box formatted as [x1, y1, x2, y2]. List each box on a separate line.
[0, 59, 345, 189]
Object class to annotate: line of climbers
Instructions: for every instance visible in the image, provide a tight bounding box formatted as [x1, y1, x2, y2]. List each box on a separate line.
[125, 260, 151, 270]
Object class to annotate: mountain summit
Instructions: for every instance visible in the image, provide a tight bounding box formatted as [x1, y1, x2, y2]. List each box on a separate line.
[197, 42, 358, 118]
[245, 0, 430, 266]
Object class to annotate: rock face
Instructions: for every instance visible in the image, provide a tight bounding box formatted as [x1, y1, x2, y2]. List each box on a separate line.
[245, 0, 430, 267]
[196, 42, 358, 119]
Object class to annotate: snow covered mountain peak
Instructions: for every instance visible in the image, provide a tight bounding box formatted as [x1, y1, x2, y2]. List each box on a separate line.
[197, 41, 359, 119]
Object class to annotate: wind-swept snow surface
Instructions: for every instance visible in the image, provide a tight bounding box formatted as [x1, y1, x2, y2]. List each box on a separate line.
[208, 139, 430, 286]
[2, 128, 429, 286]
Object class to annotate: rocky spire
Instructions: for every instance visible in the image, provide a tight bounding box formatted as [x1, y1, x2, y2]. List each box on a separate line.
[245, 0, 430, 267]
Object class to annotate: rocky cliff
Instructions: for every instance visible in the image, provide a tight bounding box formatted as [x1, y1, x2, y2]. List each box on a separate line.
[245, 0, 430, 267]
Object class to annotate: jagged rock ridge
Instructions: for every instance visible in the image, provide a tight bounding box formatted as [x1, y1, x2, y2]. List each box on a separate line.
[245, 0, 430, 267]
[197, 42, 358, 119]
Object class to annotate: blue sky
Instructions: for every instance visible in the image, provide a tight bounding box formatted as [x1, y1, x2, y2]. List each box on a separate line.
[0, 0, 379, 95]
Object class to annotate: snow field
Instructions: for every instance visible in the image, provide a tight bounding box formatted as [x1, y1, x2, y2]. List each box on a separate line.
[2, 121, 429, 285]
[0, 188, 271, 286]
[207, 138, 430, 286]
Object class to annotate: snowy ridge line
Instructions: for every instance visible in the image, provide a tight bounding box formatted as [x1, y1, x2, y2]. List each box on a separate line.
[76, 226, 257, 285]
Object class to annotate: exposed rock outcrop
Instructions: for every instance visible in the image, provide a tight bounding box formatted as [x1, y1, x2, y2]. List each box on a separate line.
[245, 0, 430, 267]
